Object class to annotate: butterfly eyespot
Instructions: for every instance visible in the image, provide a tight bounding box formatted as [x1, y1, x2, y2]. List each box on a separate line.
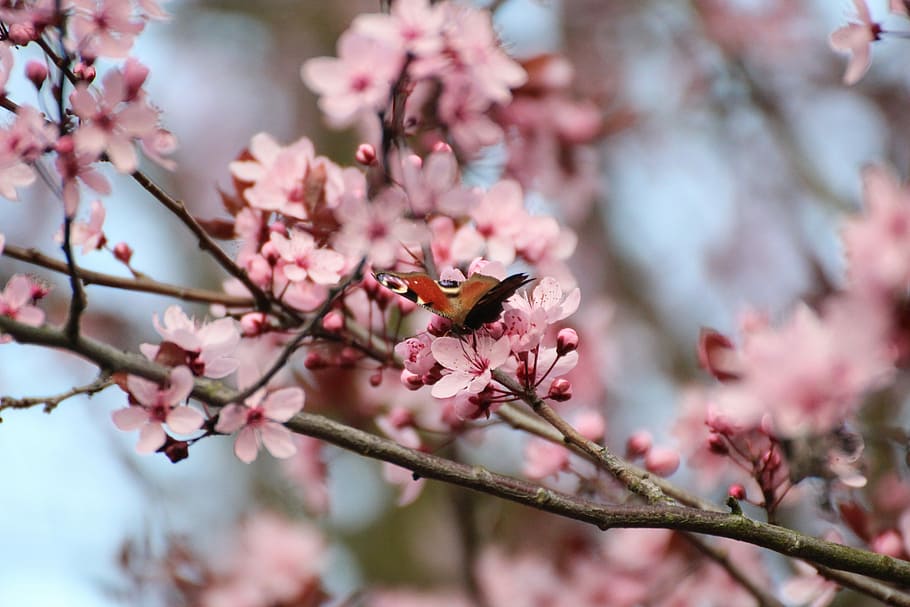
[375, 273, 409, 294]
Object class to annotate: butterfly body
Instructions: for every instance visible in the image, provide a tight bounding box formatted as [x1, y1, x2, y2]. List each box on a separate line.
[373, 271, 532, 330]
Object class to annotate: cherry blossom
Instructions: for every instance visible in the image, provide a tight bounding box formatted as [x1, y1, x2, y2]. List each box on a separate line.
[352, 0, 444, 57]
[301, 30, 405, 127]
[63, 199, 107, 253]
[215, 385, 305, 463]
[111, 366, 203, 454]
[270, 229, 345, 285]
[141, 305, 240, 379]
[829, 0, 880, 85]
[70, 63, 161, 172]
[505, 276, 580, 324]
[198, 512, 326, 607]
[67, 0, 145, 60]
[430, 334, 511, 398]
[0, 274, 46, 342]
[395, 148, 480, 217]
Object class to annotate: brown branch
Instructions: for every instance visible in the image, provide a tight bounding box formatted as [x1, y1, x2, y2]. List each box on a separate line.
[816, 565, 910, 607]
[493, 370, 669, 504]
[3, 316, 910, 586]
[128, 170, 280, 316]
[3, 244, 255, 307]
[0, 372, 112, 416]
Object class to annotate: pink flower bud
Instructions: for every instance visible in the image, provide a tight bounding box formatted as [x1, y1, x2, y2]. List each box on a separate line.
[432, 141, 453, 154]
[644, 446, 680, 477]
[626, 430, 652, 458]
[25, 60, 48, 89]
[728, 484, 746, 501]
[406, 154, 423, 170]
[369, 371, 383, 387]
[576, 411, 605, 441]
[304, 351, 327, 370]
[55, 135, 75, 154]
[401, 370, 423, 390]
[426, 315, 452, 336]
[355, 143, 377, 165]
[240, 312, 267, 336]
[547, 378, 572, 402]
[113, 242, 133, 264]
[556, 328, 579, 355]
[8, 23, 36, 45]
[338, 347, 361, 367]
[322, 310, 344, 332]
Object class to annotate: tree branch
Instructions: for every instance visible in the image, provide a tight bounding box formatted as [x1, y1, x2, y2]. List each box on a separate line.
[3, 244, 255, 307]
[2, 315, 910, 586]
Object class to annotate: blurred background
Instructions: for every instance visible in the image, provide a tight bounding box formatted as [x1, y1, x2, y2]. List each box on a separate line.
[0, 0, 904, 604]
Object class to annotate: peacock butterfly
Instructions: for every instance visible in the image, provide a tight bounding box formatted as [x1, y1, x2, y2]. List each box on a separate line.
[373, 271, 532, 330]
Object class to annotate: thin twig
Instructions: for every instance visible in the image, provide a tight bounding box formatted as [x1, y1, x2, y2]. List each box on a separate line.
[684, 533, 785, 607]
[493, 370, 669, 504]
[0, 372, 112, 416]
[3, 244, 255, 307]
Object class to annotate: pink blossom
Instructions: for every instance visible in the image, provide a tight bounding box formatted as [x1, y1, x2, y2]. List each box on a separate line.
[270, 230, 346, 285]
[395, 333, 438, 378]
[330, 186, 425, 269]
[70, 65, 160, 172]
[395, 148, 480, 216]
[505, 276, 580, 324]
[353, 0, 444, 57]
[0, 42, 12, 93]
[0, 150, 35, 201]
[111, 366, 202, 453]
[470, 179, 525, 264]
[199, 512, 325, 607]
[67, 0, 144, 60]
[843, 165, 910, 295]
[442, 4, 527, 104]
[215, 386, 305, 463]
[644, 446, 680, 477]
[302, 30, 405, 127]
[437, 77, 505, 155]
[0, 275, 45, 340]
[66, 199, 107, 253]
[524, 438, 570, 480]
[829, 0, 880, 85]
[892, 0, 910, 15]
[430, 334, 511, 398]
[141, 305, 240, 378]
[56, 146, 111, 215]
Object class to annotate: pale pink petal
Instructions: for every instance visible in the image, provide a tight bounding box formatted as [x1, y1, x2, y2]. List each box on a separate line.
[136, 422, 166, 453]
[431, 337, 474, 372]
[166, 405, 204, 434]
[234, 426, 260, 463]
[165, 366, 195, 404]
[301, 57, 348, 95]
[262, 387, 305, 422]
[215, 403, 249, 433]
[261, 422, 297, 459]
[111, 406, 147, 431]
[431, 371, 471, 398]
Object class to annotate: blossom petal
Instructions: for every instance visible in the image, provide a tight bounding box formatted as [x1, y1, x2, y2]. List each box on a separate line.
[260, 422, 297, 459]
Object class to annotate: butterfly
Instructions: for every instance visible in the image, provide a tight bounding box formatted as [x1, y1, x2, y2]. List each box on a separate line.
[373, 271, 533, 330]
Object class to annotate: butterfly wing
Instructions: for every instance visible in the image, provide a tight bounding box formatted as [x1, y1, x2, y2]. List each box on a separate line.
[373, 271, 532, 329]
[461, 273, 532, 329]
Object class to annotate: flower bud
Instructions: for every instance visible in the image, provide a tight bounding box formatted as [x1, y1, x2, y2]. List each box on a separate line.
[338, 347, 361, 367]
[369, 370, 383, 387]
[644, 446, 680, 477]
[728, 484, 746, 501]
[25, 61, 48, 89]
[8, 23, 36, 45]
[871, 530, 904, 557]
[431, 141, 453, 154]
[240, 312, 267, 336]
[556, 328, 579, 355]
[268, 221, 288, 237]
[304, 351, 327, 370]
[426, 315, 452, 336]
[547, 378, 572, 402]
[355, 143, 377, 165]
[55, 135, 75, 155]
[626, 430, 652, 458]
[113, 241, 133, 264]
[322, 310, 344, 332]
